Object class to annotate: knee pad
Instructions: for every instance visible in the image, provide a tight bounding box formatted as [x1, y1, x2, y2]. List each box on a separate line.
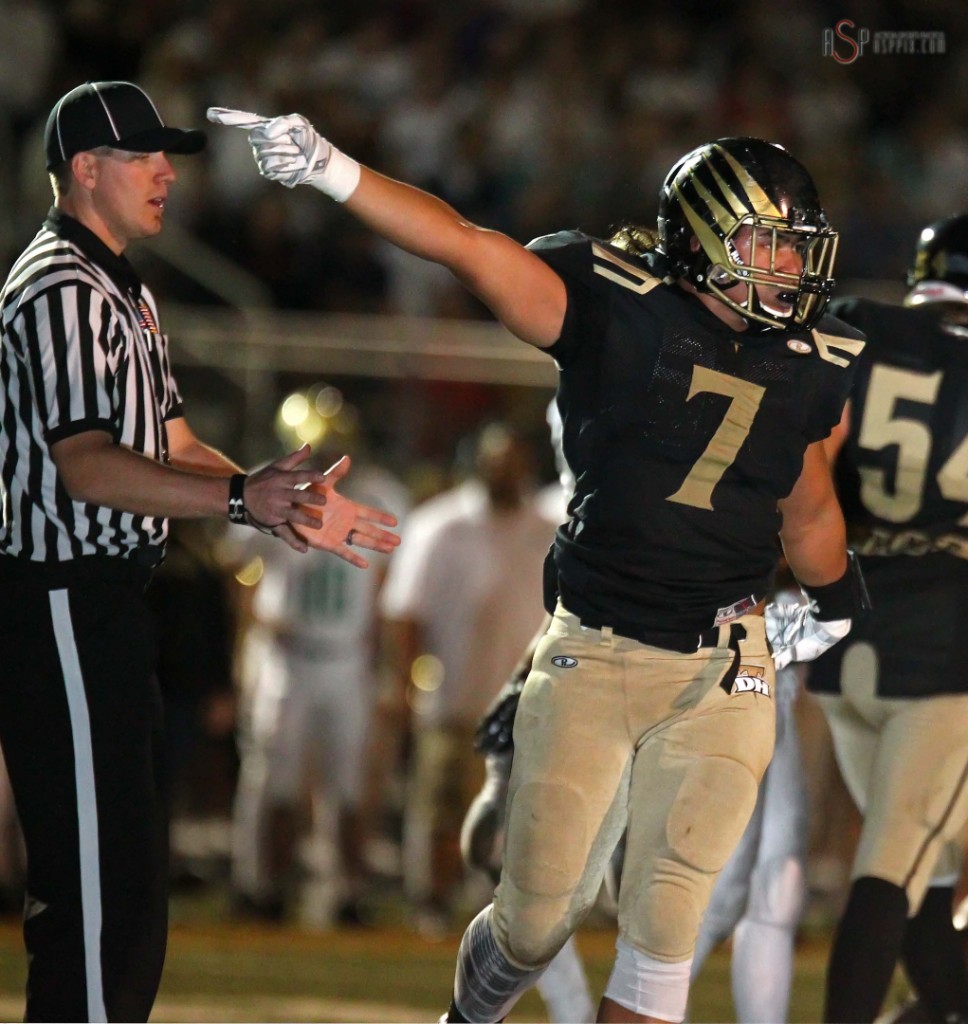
[746, 854, 806, 931]
[504, 778, 596, 901]
[665, 757, 760, 875]
[460, 753, 511, 876]
[495, 897, 577, 969]
[500, 776, 613, 965]
[628, 756, 760, 958]
[604, 937, 691, 1022]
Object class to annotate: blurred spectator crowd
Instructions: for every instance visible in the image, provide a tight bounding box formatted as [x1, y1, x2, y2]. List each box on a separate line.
[2, 0, 968, 318]
[0, 0, 959, 939]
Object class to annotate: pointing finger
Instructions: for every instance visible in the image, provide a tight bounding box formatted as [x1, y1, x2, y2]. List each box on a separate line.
[206, 107, 270, 128]
[257, 119, 307, 142]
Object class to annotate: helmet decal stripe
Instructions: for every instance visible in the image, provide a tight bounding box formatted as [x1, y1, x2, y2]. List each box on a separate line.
[717, 147, 783, 219]
[688, 171, 742, 234]
[674, 181, 731, 260]
[703, 152, 756, 221]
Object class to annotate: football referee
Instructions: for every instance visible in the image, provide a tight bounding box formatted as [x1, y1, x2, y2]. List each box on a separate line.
[0, 81, 398, 1022]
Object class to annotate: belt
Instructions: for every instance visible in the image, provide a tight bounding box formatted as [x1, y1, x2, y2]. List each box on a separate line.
[578, 616, 747, 655]
[579, 616, 749, 693]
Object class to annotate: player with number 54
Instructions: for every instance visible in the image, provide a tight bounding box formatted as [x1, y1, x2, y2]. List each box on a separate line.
[803, 216, 968, 1024]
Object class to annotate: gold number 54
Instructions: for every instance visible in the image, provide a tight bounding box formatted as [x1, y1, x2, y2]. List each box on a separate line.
[857, 364, 968, 525]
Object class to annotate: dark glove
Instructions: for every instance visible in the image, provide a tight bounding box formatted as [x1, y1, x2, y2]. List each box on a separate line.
[473, 677, 525, 755]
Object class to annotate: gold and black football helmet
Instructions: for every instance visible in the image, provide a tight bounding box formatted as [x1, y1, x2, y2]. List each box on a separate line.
[658, 137, 838, 332]
[905, 214, 968, 337]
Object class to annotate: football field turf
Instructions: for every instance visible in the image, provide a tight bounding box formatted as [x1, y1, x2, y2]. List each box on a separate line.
[0, 906, 912, 1022]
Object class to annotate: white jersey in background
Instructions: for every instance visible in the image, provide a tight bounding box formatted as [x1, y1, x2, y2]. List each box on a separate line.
[231, 465, 410, 916]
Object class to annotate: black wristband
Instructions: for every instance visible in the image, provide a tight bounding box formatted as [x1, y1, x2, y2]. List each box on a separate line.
[227, 473, 247, 524]
[801, 550, 871, 621]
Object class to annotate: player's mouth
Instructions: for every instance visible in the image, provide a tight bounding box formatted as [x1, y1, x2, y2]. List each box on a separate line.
[761, 290, 796, 316]
[149, 198, 166, 211]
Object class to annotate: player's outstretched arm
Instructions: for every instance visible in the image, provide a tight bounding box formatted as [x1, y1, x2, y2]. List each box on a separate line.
[206, 107, 566, 349]
[292, 455, 400, 569]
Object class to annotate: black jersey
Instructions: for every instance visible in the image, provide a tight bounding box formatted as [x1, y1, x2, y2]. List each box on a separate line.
[826, 297, 968, 562]
[808, 296, 968, 697]
[531, 231, 865, 639]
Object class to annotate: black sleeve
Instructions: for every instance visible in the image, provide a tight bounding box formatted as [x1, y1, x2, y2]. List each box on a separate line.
[805, 312, 868, 441]
[527, 232, 606, 367]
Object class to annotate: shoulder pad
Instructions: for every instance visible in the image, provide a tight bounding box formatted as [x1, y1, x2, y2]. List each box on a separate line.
[589, 240, 664, 295]
[526, 231, 664, 297]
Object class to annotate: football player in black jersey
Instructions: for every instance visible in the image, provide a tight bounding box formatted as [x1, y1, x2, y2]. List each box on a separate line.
[465, 407, 811, 1024]
[210, 107, 868, 1024]
[809, 215, 968, 1024]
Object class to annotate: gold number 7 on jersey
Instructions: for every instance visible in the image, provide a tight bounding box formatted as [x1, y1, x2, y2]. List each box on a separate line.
[667, 365, 766, 510]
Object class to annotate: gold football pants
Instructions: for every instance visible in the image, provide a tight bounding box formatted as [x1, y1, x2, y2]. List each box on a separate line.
[818, 640, 968, 910]
[491, 602, 776, 966]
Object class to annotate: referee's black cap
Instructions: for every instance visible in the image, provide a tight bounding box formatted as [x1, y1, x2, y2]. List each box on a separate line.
[45, 81, 206, 170]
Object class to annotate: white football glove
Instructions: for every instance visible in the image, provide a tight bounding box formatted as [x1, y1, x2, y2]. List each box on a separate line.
[206, 107, 361, 201]
[765, 601, 851, 671]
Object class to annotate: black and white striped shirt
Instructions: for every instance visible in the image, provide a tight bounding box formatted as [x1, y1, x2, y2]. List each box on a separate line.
[0, 208, 183, 563]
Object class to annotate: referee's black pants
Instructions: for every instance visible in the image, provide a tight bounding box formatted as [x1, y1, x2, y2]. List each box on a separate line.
[0, 563, 168, 1022]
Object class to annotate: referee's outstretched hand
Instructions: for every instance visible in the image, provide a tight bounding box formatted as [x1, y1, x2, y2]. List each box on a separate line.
[241, 444, 331, 554]
[292, 455, 400, 568]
